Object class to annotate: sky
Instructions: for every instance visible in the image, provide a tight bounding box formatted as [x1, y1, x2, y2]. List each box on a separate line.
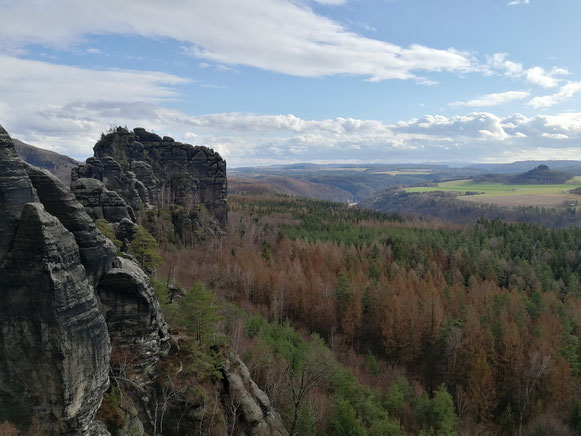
[0, 0, 580, 167]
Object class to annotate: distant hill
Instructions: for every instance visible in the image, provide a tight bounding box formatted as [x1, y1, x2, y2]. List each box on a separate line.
[229, 176, 354, 202]
[13, 138, 78, 184]
[230, 164, 486, 202]
[509, 164, 572, 184]
[465, 160, 581, 174]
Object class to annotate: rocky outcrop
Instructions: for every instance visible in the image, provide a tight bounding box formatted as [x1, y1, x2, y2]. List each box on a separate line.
[72, 127, 227, 227]
[0, 126, 38, 258]
[71, 178, 136, 224]
[0, 124, 169, 434]
[223, 354, 288, 436]
[97, 258, 170, 382]
[72, 157, 145, 213]
[24, 165, 118, 287]
[0, 203, 111, 434]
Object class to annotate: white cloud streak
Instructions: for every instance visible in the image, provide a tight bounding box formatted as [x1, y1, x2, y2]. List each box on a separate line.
[0, 0, 476, 82]
[508, 0, 530, 6]
[450, 91, 530, 107]
[528, 81, 581, 108]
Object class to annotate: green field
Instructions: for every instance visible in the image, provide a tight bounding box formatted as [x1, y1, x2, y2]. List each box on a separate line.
[405, 179, 581, 196]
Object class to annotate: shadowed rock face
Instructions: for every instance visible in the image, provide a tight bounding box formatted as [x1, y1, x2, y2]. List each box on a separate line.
[0, 124, 169, 434]
[72, 127, 227, 227]
[25, 165, 118, 288]
[0, 203, 111, 433]
[97, 258, 170, 381]
[71, 178, 136, 224]
[0, 125, 39, 258]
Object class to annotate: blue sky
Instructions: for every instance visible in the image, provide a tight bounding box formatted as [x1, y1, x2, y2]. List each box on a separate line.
[0, 0, 580, 166]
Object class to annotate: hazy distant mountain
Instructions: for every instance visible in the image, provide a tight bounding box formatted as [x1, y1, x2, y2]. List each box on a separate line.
[465, 160, 581, 174]
[13, 138, 79, 184]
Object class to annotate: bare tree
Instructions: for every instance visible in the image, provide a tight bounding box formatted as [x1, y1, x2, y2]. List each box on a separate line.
[517, 353, 551, 436]
[446, 327, 463, 388]
[282, 335, 334, 436]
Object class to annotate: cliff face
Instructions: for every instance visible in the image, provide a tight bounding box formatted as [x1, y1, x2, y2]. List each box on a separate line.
[0, 124, 169, 434]
[72, 127, 227, 228]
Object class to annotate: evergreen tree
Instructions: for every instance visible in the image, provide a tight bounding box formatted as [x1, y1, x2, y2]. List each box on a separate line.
[130, 226, 162, 273]
[173, 282, 222, 345]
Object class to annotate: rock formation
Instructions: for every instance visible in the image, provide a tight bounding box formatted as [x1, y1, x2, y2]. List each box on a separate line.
[1, 124, 287, 435]
[223, 354, 289, 436]
[71, 178, 136, 224]
[97, 258, 169, 381]
[0, 201, 111, 434]
[0, 124, 169, 434]
[72, 127, 227, 228]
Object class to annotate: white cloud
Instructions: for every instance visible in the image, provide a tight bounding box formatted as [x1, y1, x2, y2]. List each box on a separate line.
[0, 55, 189, 157]
[508, 0, 530, 5]
[450, 91, 530, 107]
[312, 0, 347, 5]
[0, 0, 476, 82]
[1, 54, 580, 166]
[488, 53, 569, 88]
[525, 66, 569, 88]
[84, 47, 106, 55]
[528, 81, 581, 108]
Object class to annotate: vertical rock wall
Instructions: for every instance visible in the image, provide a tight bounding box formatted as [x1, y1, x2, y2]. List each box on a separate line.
[72, 127, 227, 227]
[0, 124, 169, 434]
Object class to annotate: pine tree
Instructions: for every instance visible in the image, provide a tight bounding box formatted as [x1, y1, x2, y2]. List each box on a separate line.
[130, 226, 162, 274]
[174, 282, 221, 345]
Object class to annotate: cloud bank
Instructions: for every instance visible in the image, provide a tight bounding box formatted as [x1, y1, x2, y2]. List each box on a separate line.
[0, 0, 475, 82]
[1, 53, 579, 166]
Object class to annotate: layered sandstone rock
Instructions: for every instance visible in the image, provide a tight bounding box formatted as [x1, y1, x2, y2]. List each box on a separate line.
[0, 124, 169, 434]
[72, 127, 227, 227]
[71, 178, 136, 224]
[223, 354, 289, 436]
[97, 257, 170, 382]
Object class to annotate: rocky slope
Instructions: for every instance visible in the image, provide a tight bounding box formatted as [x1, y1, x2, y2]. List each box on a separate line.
[0, 124, 169, 434]
[72, 127, 227, 228]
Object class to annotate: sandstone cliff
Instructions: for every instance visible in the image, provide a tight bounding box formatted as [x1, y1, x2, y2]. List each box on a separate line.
[72, 127, 227, 230]
[0, 124, 169, 434]
[1, 124, 287, 435]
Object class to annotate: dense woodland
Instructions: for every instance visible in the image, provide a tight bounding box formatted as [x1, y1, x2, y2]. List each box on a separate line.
[147, 193, 581, 435]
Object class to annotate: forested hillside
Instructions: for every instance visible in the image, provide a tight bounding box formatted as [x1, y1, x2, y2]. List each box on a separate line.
[155, 194, 581, 435]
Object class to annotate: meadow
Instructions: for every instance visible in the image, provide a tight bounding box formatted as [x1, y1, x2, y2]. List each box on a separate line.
[405, 178, 581, 207]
